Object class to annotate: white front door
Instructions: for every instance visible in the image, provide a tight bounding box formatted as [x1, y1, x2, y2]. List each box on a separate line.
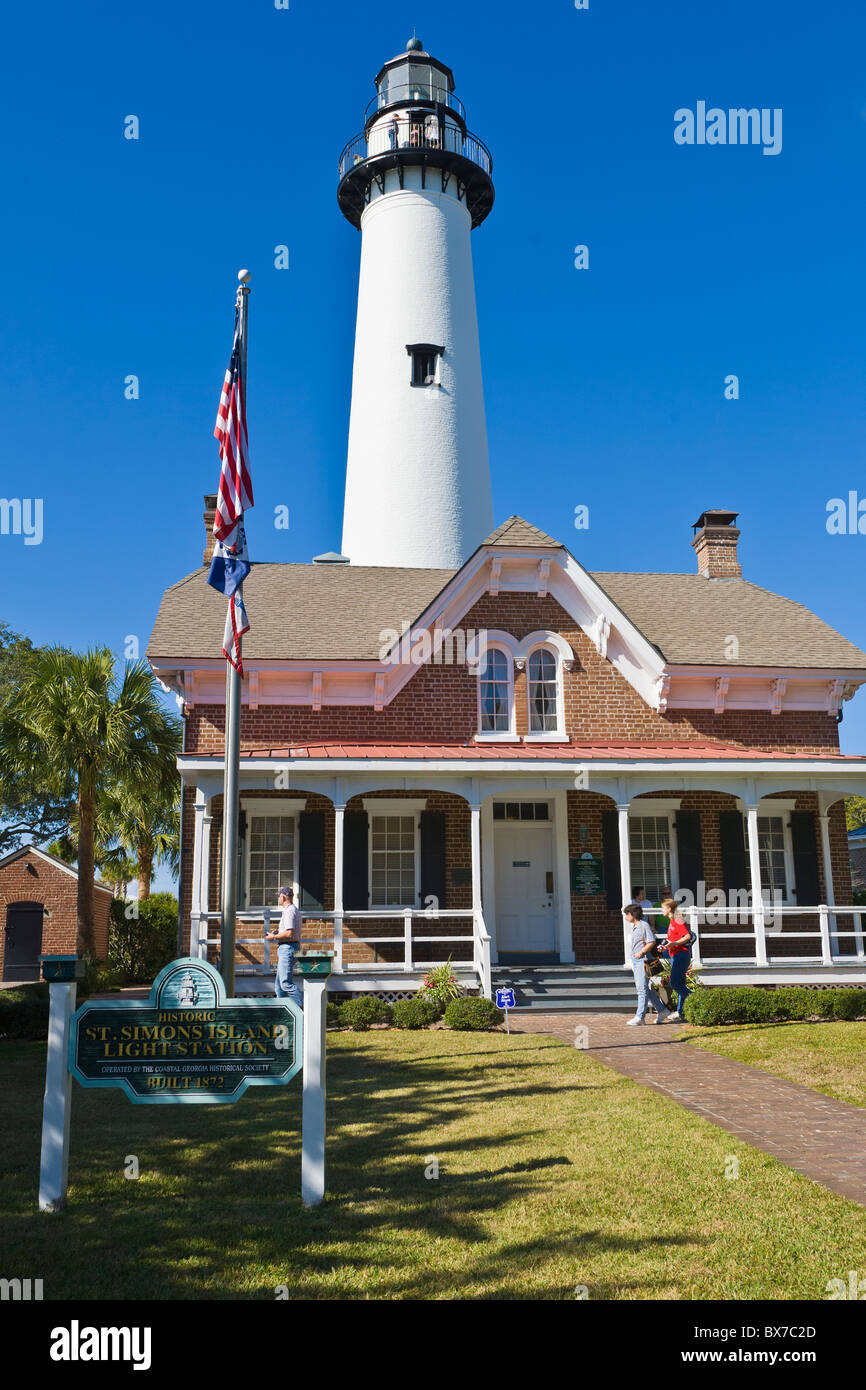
[494, 825, 556, 954]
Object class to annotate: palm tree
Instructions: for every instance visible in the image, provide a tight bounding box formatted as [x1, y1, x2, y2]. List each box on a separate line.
[1, 649, 181, 955]
[97, 782, 180, 900]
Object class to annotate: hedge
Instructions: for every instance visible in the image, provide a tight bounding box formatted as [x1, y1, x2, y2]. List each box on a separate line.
[0, 983, 50, 1040]
[443, 996, 504, 1031]
[683, 986, 866, 1026]
[108, 892, 178, 983]
[335, 995, 392, 1031]
[392, 997, 440, 1030]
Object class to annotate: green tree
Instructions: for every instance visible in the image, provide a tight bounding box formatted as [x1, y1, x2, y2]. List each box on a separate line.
[97, 782, 180, 900]
[1, 650, 181, 955]
[0, 625, 74, 853]
[846, 797, 866, 831]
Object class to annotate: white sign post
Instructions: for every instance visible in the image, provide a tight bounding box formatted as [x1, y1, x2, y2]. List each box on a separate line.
[300, 975, 327, 1206]
[39, 975, 77, 1212]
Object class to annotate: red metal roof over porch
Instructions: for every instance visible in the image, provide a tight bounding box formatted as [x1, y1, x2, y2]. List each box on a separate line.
[191, 740, 861, 763]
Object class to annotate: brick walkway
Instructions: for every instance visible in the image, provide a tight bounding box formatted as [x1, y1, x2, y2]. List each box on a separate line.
[512, 1012, 866, 1207]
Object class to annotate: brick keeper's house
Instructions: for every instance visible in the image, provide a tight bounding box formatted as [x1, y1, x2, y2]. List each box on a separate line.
[149, 39, 866, 1008]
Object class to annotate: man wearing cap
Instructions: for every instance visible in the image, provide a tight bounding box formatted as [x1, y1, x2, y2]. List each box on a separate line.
[266, 886, 303, 1007]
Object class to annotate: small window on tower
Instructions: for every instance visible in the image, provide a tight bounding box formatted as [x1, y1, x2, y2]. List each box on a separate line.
[407, 343, 443, 387]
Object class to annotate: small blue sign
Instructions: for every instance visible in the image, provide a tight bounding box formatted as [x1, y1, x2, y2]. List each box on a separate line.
[495, 987, 516, 1010]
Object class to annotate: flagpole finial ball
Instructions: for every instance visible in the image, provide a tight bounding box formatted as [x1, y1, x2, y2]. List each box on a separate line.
[238, 268, 251, 285]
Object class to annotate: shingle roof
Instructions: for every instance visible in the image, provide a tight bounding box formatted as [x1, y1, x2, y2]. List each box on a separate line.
[481, 516, 563, 548]
[593, 573, 866, 668]
[148, 563, 455, 662]
[148, 522, 866, 670]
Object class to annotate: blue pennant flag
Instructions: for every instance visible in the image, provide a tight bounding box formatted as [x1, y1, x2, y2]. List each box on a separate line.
[207, 520, 251, 598]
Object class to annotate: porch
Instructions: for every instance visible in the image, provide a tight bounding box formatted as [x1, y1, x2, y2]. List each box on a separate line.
[178, 741, 866, 997]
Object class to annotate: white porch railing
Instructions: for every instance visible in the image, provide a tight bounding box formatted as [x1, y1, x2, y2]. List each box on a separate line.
[680, 904, 866, 968]
[190, 907, 493, 997]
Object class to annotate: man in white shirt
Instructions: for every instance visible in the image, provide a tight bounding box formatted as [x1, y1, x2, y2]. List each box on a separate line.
[266, 886, 303, 1007]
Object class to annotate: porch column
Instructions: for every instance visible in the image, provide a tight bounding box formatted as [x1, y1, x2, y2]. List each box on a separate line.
[745, 803, 768, 967]
[817, 811, 838, 957]
[470, 802, 491, 996]
[190, 791, 206, 959]
[617, 802, 632, 966]
[469, 803, 482, 915]
[333, 803, 345, 973]
[196, 812, 213, 959]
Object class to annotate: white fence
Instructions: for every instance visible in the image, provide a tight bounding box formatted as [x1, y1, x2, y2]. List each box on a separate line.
[681, 904, 866, 968]
[191, 907, 492, 997]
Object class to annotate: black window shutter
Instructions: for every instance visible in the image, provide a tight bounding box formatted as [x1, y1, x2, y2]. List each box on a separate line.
[602, 810, 622, 912]
[719, 810, 748, 893]
[675, 811, 703, 899]
[419, 810, 447, 910]
[343, 810, 369, 911]
[790, 810, 820, 906]
[298, 811, 325, 910]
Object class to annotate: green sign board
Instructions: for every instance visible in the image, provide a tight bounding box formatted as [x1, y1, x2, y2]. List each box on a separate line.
[570, 855, 605, 896]
[68, 958, 303, 1105]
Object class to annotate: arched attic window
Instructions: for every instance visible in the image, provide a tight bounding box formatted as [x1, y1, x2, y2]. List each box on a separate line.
[526, 644, 565, 738]
[477, 645, 514, 736]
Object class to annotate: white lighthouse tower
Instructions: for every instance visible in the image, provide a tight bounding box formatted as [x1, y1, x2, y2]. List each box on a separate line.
[338, 36, 495, 568]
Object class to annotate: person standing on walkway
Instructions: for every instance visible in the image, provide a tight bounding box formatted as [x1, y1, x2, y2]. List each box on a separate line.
[266, 886, 304, 1008]
[624, 903, 671, 1026]
[660, 896, 692, 1021]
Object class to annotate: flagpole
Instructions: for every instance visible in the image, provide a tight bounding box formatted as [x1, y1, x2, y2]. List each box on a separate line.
[219, 269, 250, 996]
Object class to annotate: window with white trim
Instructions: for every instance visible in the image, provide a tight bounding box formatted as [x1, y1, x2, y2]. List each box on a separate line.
[629, 816, 672, 903]
[527, 647, 559, 733]
[743, 815, 788, 896]
[247, 813, 295, 906]
[370, 814, 417, 907]
[479, 647, 511, 733]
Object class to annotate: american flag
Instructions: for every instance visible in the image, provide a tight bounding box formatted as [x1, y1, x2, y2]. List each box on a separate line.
[208, 311, 253, 675]
[213, 324, 253, 539]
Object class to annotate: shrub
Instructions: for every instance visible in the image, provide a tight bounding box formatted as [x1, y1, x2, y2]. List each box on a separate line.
[338, 995, 392, 1031]
[0, 984, 50, 1040]
[683, 987, 777, 1026]
[108, 892, 178, 983]
[772, 987, 812, 1021]
[392, 997, 439, 1030]
[828, 988, 866, 1021]
[683, 985, 866, 1026]
[326, 1002, 343, 1028]
[443, 995, 504, 1031]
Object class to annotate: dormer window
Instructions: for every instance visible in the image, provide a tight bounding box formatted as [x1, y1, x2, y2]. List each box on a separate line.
[527, 647, 563, 736]
[407, 343, 443, 387]
[479, 647, 512, 733]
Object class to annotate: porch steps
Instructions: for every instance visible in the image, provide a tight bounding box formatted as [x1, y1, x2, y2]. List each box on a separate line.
[491, 963, 636, 1013]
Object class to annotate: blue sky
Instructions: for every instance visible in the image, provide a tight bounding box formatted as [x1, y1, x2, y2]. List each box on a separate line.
[5, 1, 866, 891]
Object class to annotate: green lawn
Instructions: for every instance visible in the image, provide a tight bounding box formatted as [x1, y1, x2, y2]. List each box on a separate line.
[2, 1030, 865, 1300]
[682, 1020, 866, 1108]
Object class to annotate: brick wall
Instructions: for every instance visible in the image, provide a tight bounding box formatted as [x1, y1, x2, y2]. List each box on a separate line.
[0, 853, 112, 976]
[185, 593, 842, 756]
[177, 591, 854, 968]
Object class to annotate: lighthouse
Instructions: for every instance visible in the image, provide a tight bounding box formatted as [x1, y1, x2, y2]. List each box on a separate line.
[338, 36, 495, 568]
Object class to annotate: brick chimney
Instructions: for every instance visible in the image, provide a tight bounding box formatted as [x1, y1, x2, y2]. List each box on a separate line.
[202, 493, 217, 566]
[692, 509, 741, 579]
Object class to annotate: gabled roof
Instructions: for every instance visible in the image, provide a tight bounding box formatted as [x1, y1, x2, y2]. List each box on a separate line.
[0, 843, 115, 892]
[481, 515, 563, 548]
[147, 517, 866, 671]
[594, 573, 866, 669]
